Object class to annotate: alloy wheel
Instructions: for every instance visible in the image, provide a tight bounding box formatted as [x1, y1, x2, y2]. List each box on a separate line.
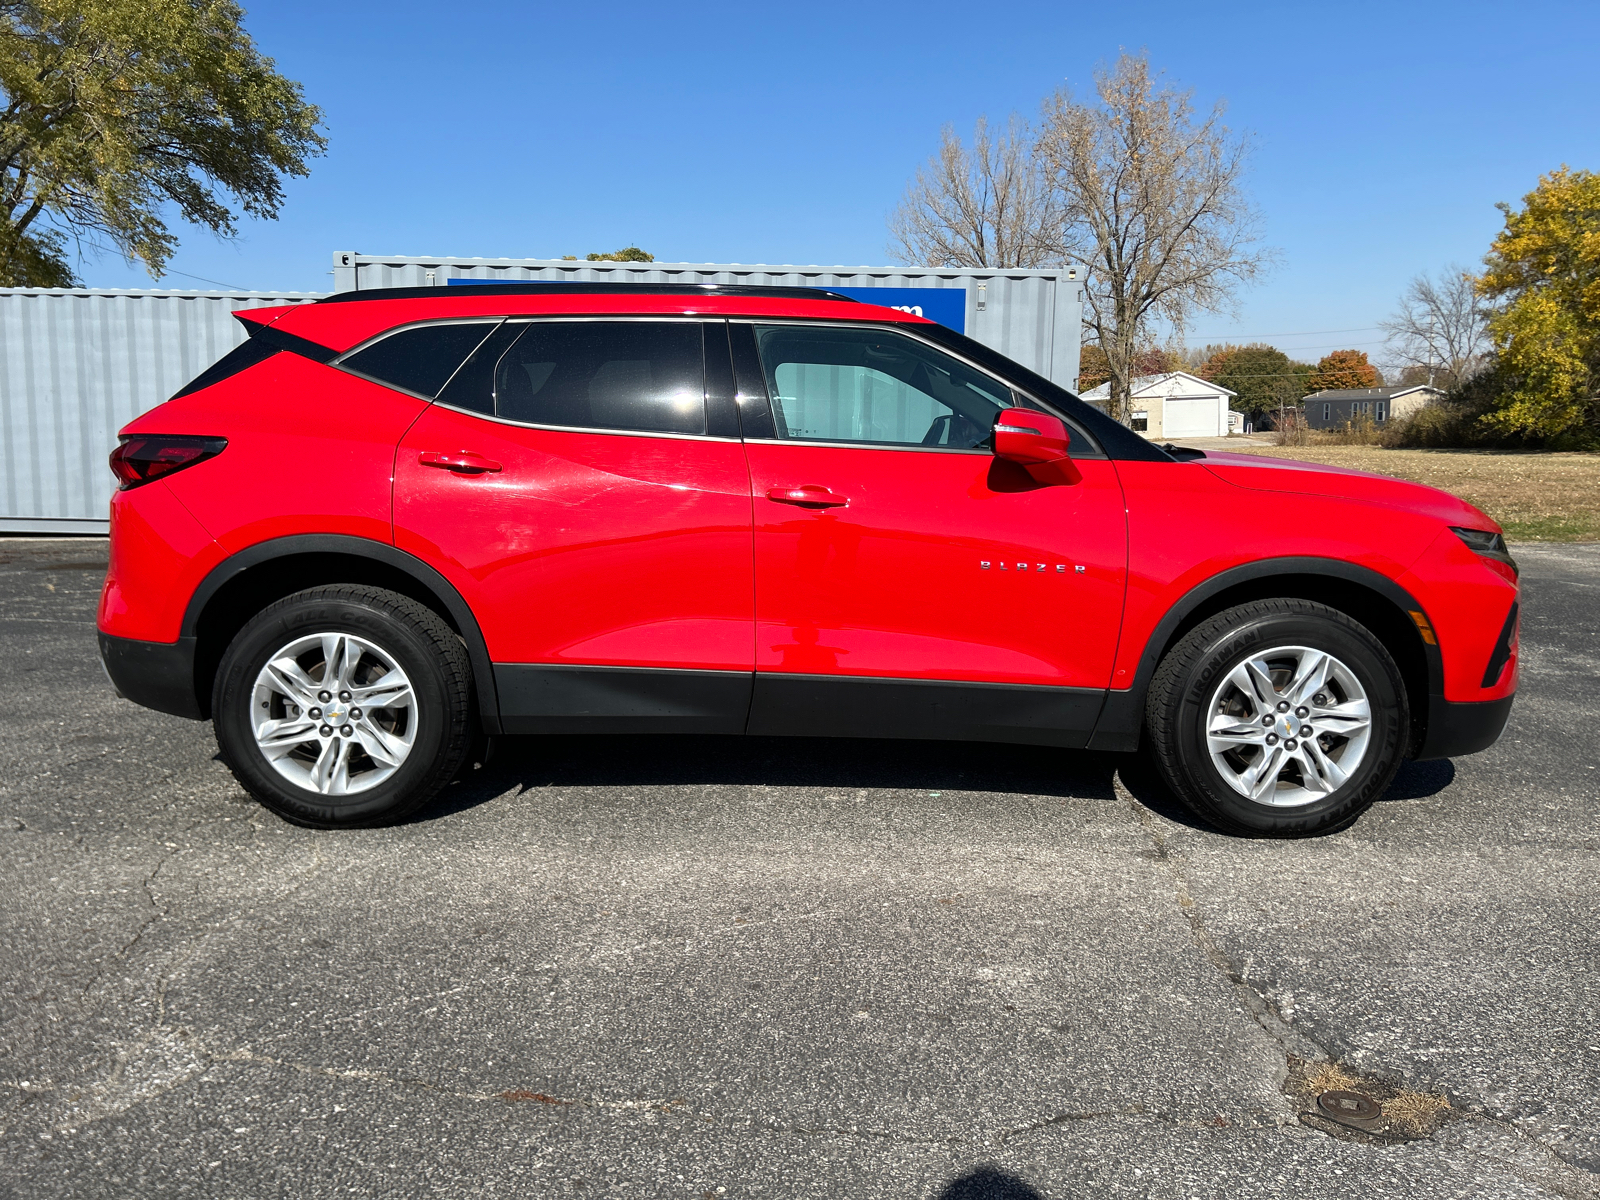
[1204, 645, 1373, 808]
[249, 631, 417, 795]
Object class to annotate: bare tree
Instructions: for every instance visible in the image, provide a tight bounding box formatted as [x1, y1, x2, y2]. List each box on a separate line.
[889, 115, 1064, 268]
[1379, 266, 1490, 390]
[1038, 53, 1270, 421]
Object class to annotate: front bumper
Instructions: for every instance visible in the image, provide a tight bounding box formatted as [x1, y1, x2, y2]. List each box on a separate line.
[98, 632, 203, 720]
[1414, 693, 1515, 761]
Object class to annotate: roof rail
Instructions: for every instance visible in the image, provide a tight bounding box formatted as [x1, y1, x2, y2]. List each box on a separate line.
[319, 282, 862, 305]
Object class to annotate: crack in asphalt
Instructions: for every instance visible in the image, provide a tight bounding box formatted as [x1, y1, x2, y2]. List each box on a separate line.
[12, 1030, 1298, 1151]
[1451, 1112, 1600, 1199]
[69, 850, 176, 1008]
[1115, 775, 1329, 1064]
[72, 815, 240, 1004]
[1115, 774, 1599, 1188]
[2, 821, 327, 1135]
[13, 1034, 730, 1135]
[12, 1042, 1600, 1200]
[1461, 1110, 1600, 1187]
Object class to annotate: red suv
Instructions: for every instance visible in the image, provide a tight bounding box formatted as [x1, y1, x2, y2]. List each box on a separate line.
[97, 284, 1519, 836]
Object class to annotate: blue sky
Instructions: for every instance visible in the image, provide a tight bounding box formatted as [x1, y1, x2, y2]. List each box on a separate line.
[80, 0, 1599, 367]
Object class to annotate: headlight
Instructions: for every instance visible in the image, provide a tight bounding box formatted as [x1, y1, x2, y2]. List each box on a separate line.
[1450, 526, 1518, 578]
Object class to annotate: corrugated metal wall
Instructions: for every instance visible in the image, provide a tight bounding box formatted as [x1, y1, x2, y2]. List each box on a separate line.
[1, 263, 1087, 535]
[331, 254, 1085, 393]
[0, 289, 320, 533]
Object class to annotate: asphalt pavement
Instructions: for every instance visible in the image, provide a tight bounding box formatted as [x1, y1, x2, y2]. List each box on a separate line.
[1, 536, 1596, 1199]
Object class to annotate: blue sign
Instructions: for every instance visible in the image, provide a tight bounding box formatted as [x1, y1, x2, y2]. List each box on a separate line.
[831, 287, 966, 333]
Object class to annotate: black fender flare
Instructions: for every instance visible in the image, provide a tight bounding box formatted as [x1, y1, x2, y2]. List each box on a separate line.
[182, 534, 500, 730]
[1088, 556, 1442, 751]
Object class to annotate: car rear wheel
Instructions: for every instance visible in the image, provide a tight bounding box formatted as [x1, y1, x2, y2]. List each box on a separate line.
[1146, 599, 1408, 837]
[213, 585, 473, 828]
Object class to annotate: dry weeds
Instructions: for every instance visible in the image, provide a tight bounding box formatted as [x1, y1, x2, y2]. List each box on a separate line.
[1304, 1061, 1365, 1093]
[1382, 1087, 1453, 1136]
[1221, 444, 1600, 542]
[1286, 1056, 1455, 1142]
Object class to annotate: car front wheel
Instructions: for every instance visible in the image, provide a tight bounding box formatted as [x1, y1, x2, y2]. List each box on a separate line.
[1146, 599, 1408, 837]
[212, 585, 473, 828]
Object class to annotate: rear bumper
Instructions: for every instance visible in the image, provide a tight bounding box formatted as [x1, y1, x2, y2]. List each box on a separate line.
[98, 632, 203, 720]
[1415, 692, 1514, 761]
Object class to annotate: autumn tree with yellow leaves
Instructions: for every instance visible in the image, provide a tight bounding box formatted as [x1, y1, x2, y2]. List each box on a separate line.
[1475, 167, 1600, 441]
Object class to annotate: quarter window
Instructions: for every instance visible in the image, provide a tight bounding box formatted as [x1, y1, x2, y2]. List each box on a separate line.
[339, 321, 500, 398]
[752, 325, 1012, 448]
[491, 322, 706, 435]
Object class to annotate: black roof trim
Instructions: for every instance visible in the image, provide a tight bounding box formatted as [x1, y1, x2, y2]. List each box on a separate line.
[317, 282, 863, 305]
[239, 314, 339, 362]
[171, 336, 281, 399]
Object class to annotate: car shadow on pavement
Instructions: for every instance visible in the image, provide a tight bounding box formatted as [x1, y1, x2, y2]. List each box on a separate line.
[1114, 748, 1460, 837]
[419, 734, 1157, 823]
[1380, 756, 1456, 800]
[417, 734, 1460, 833]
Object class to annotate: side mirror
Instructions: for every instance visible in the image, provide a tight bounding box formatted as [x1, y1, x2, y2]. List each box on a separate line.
[993, 409, 1081, 484]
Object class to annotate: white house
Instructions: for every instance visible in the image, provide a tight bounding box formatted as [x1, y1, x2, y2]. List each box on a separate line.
[1078, 372, 1238, 440]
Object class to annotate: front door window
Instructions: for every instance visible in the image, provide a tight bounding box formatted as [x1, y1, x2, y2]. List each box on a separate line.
[754, 324, 1012, 448]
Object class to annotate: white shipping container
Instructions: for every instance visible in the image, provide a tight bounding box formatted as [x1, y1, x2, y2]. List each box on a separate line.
[1, 257, 1087, 533]
[0, 289, 319, 533]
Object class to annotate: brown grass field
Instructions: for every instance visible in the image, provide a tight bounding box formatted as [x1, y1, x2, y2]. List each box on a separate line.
[1217, 444, 1600, 543]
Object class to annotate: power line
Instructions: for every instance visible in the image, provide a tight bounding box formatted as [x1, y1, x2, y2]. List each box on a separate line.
[1201, 371, 1411, 380]
[1184, 324, 1385, 339]
[159, 268, 250, 290]
[1236, 338, 1391, 351]
[1169, 337, 1393, 359]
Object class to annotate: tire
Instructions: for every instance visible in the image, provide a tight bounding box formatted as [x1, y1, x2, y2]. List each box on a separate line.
[212, 585, 473, 828]
[1146, 599, 1408, 838]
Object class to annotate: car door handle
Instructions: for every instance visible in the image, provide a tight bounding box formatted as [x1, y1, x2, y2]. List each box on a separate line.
[418, 451, 502, 474]
[766, 485, 849, 509]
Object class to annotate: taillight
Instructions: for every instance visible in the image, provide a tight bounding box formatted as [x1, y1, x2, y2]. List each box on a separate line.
[109, 435, 227, 490]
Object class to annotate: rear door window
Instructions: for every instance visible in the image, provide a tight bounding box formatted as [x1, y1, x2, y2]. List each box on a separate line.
[339, 321, 502, 398]
[491, 321, 706, 436]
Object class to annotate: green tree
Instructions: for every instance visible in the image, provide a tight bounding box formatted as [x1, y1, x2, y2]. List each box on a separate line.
[586, 246, 654, 262]
[1307, 349, 1381, 392]
[1476, 166, 1600, 440]
[0, 0, 326, 286]
[1197, 343, 1313, 417]
[0, 219, 71, 284]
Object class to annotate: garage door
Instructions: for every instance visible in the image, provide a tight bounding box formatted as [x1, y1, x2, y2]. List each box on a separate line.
[1163, 397, 1219, 438]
